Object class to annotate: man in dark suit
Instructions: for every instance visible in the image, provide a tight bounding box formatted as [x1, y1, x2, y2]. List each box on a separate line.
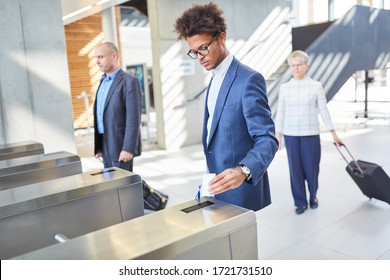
[93, 42, 142, 171]
[174, 3, 278, 211]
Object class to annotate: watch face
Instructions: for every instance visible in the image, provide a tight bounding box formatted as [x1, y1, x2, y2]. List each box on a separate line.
[239, 164, 250, 175]
[239, 164, 251, 181]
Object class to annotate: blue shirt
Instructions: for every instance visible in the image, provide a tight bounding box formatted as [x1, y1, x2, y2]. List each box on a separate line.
[96, 68, 120, 134]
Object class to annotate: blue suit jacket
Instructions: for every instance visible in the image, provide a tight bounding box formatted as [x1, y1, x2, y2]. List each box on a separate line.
[202, 57, 278, 211]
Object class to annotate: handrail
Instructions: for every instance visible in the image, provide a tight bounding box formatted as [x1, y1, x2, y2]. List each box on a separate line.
[173, 88, 206, 110]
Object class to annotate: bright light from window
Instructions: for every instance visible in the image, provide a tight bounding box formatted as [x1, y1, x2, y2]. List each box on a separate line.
[62, 6, 92, 21]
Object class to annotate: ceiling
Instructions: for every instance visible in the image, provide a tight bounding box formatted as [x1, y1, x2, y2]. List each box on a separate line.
[61, 0, 131, 25]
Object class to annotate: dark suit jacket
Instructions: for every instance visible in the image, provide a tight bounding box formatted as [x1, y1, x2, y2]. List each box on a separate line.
[202, 57, 278, 211]
[94, 69, 142, 168]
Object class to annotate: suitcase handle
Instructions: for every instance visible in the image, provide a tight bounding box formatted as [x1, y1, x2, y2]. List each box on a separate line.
[334, 143, 364, 175]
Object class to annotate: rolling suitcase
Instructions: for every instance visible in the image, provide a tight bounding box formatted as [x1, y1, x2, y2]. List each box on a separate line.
[335, 143, 390, 204]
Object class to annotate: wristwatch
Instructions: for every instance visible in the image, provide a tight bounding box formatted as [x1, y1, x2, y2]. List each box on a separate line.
[238, 164, 252, 181]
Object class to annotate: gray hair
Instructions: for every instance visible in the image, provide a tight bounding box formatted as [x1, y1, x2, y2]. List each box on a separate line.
[287, 50, 309, 66]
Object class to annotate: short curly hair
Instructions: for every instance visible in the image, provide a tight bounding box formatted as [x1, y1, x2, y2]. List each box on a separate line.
[174, 2, 227, 40]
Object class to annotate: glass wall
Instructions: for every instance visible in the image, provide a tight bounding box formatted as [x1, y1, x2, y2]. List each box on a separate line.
[295, 0, 390, 25]
[293, 0, 390, 118]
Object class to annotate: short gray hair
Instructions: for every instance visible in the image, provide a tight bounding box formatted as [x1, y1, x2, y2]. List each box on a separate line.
[287, 50, 309, 66]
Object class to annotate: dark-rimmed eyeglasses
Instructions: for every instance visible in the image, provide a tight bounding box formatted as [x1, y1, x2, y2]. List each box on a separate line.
[187, 33, 220, 59]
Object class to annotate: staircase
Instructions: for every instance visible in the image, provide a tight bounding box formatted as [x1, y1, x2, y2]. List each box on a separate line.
[268, 5, 390, 118]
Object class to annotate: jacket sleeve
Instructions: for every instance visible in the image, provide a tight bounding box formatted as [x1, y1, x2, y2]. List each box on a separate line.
[122, 75, 142, 153]
[240, 71, 279, 184]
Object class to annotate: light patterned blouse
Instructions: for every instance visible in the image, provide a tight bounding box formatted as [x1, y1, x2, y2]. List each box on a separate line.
[275, 77, 334, 136]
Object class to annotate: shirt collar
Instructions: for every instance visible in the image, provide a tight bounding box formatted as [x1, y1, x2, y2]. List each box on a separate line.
[213, 53, 233, 79]
[102, 67, 120, 81]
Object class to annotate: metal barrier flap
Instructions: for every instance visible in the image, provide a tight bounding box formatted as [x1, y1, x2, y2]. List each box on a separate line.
[13, 197, 257, 260]
[0, 151, 80, 175]
[0, 167, 141, 218]
[0, 141, 44, 160]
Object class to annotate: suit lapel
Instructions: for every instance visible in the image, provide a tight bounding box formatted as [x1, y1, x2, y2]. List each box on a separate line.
[104, 69, 123, 110]
[207, 59, 238, 146]
[202, 77, 212, 149]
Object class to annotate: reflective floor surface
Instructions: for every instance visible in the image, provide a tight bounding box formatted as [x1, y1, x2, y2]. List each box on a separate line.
[76, 93, 390, 260]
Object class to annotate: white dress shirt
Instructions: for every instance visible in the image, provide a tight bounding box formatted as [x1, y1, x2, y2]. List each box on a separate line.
[206, 53, 234, 144]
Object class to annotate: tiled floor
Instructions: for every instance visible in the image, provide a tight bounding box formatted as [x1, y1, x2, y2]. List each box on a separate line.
[76, 92, 390, 260]
[258, 123, 390, 260]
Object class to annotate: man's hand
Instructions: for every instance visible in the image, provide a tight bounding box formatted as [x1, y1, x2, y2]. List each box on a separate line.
[95, 152, 103, 158]
[208, 167, 246, 195]
[119, 151, 134, 162]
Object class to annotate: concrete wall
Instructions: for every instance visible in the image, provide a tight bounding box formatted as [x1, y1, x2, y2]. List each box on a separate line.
[0, 0, 76, 153]
[147, 0, 290, 150]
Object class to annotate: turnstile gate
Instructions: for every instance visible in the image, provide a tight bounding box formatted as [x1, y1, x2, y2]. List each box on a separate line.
[0, 151, 82, 190]
[0, 167, 143, 259]
[0, 140, 44, 161]
[13, 197, 258, 260]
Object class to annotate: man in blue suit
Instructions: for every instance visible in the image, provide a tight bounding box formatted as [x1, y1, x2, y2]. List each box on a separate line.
[93, 42, 142, 171]
[174, 2, 278, 211]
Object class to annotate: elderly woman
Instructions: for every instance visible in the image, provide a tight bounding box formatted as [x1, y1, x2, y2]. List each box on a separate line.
[275, 50, 343, 215]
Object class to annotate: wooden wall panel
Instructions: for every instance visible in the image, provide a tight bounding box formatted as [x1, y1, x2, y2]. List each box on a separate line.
[65, 13, 103, 130]
[64, 8, 121, 130]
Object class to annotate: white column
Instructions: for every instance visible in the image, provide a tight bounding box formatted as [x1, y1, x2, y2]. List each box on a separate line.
[101, 7, 118, 46]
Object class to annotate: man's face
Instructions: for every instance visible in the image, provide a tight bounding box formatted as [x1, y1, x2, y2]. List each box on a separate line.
[186, 33, 225, 71]
[95, 45, 116, 74]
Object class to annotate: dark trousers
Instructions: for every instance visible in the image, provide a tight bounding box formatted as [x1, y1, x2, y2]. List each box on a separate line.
[284, 135, 321, 207]
[100, 136, 134, 172]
